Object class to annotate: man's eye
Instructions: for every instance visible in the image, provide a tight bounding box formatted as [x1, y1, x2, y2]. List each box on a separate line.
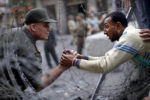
[106, 25, 109, 28]
[44, 24, 49, 27]
[104, 25, 108, 29]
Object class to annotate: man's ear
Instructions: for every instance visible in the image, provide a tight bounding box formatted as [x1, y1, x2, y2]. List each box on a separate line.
[116, 22, 124, 34]
[116, 22, 122, 28]
[30, 24, 36, 32]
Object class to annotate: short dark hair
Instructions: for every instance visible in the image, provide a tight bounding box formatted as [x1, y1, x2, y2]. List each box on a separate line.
[106, 11, 128, 28]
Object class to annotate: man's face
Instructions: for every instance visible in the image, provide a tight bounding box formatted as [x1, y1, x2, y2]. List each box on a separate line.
[76, 16, 82, 22]
[88, 13, 94, 18]
[34, 22, 50, 40]
[104, 17, 120, 42]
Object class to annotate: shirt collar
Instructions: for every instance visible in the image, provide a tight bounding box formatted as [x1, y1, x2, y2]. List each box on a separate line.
[23, 26, 36, 44]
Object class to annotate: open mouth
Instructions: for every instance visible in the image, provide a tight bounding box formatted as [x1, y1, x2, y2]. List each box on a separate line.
[105, 34, 109, 37]
[106, 35, 110, 39]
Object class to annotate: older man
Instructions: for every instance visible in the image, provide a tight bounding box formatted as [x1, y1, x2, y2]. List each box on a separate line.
[0, 8, 70, 99]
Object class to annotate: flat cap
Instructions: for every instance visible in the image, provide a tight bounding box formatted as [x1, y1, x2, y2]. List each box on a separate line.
[25, 8, 57, 24]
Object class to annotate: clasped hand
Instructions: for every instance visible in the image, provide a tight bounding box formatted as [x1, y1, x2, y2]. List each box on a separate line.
[60, 50, 77, 67]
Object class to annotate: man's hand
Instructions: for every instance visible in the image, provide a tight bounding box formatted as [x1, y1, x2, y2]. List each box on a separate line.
[63, 49, 77, 55]
[143, 97, 150, 100]
[60, 53, 76, 67]
[60, 49, 85, 67]
[60, 50, 78, 67]
[140, 29, 150, 41]
[63, 49, 84, 59]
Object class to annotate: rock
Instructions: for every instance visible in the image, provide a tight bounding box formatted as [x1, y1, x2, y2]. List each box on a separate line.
[84, 32, 114, 56]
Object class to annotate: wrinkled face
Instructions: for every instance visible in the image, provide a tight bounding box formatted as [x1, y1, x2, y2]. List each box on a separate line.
[34, 22, 50, 40]
[104, 17, 120, 42]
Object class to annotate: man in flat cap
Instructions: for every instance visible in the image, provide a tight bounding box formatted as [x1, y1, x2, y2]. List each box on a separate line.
[0, 8, 70, 99]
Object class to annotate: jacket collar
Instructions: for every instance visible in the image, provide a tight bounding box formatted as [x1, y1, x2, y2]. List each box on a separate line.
[23, 26, 36, 44]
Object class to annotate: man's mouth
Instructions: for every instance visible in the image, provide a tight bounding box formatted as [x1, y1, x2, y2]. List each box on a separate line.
[106, 35, 110, 39]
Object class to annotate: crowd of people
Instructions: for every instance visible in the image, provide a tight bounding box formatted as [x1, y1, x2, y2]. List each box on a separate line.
[67, 12, 107, 54]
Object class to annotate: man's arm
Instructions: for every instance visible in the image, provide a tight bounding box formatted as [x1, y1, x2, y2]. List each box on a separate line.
[61, 32, 144, 73]
[36, 64, 69, 92]
[63, 50, 101, 60]
[62, 48, 134, 73]
[61, 47, 133, 73]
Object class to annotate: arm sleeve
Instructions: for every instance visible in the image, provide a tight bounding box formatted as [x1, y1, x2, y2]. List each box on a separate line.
[76, 32, 144, 73]
[88, 56, 102, 60]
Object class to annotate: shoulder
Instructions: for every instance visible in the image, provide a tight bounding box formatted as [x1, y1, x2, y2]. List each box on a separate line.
[6, 27, 22, 34]
[0, 27, 23, 41]
[115, 26, 144, 51]
[120, 26, 142, 43]
[4, 27, 25, 37]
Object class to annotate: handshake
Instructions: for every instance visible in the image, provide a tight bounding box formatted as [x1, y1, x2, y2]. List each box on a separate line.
[60, 50, 84, 68]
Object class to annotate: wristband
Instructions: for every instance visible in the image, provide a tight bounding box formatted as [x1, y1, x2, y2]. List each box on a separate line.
[72, 56, 77, 66]
[84, 56, 89, 60]
[76, 59, 80, 68]
[73, 59, 77, 66]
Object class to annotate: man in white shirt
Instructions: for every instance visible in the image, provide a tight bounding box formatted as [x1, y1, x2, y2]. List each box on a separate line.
[61, 11, 150, 99]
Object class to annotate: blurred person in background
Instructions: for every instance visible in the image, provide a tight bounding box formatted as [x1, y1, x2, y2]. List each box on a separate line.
[86, 12, 100, 35]
[75, 13, 87, 54]
[99, 13, 107, 31]
[68, 15, 77, 45]
[44, 27, 59, 69]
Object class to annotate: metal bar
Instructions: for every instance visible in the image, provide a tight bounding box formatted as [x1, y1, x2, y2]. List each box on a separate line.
[126, 7, 133, 20]
[90, 74, 106, 100]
